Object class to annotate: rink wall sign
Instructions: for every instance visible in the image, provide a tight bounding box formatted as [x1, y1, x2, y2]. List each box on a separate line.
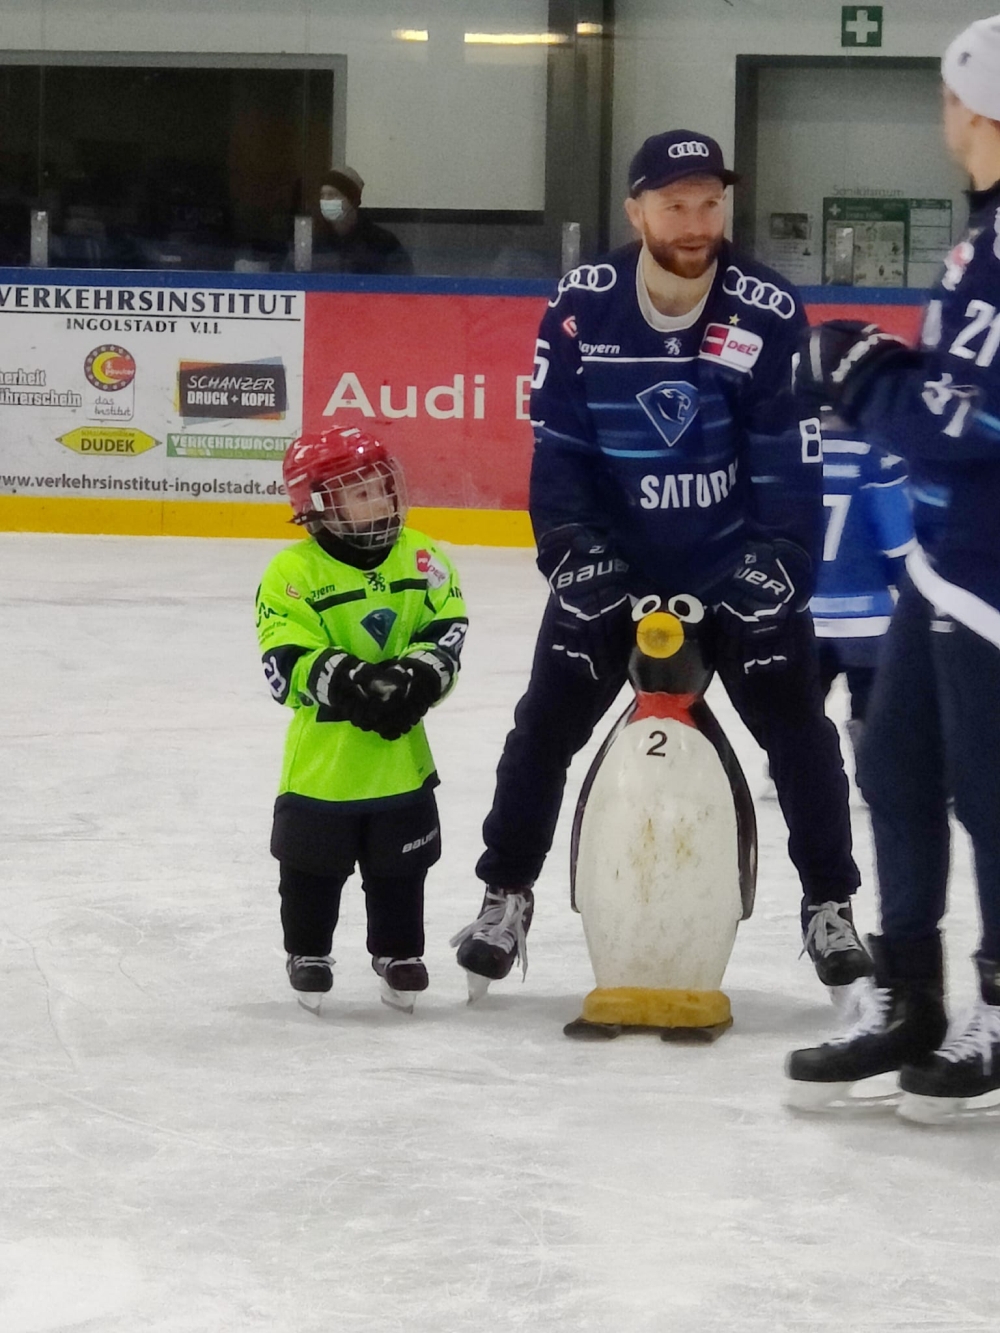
[0, 270, 924, 542]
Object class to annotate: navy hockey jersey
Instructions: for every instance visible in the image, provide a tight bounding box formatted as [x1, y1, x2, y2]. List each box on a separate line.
[851, 180, 1000, 641]
[529, 240, 822, 600]
[810, 426, 914, 640]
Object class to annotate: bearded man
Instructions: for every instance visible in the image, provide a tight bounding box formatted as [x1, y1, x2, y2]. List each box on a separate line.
[450, 130, 870, 1003]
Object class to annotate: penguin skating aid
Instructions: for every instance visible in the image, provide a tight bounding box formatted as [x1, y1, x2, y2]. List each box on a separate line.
[566, 598, 757, 1041]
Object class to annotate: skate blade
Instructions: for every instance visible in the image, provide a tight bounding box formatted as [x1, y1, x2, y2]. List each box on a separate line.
[784, 1077, 899, 1113]
[898, 1089, 1000, 1125]
[296, 992, 325, 1015]
[897, 1092, 963, 1125]
[379, 981, 417, 1013]
[465, 971, 492, 1004]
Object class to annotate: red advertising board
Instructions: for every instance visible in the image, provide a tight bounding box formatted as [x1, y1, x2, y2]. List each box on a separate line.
[304, 292, 924, 513]
[304, 292, 545, 510]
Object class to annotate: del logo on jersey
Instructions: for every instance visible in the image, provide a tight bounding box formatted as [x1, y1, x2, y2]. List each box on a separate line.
[700, 323, 764, 373]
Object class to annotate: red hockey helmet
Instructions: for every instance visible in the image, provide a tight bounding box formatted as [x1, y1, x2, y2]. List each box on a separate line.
[282, 427, 408, 550]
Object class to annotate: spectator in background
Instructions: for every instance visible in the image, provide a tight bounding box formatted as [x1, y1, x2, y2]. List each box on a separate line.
[309, 167, 413, 276]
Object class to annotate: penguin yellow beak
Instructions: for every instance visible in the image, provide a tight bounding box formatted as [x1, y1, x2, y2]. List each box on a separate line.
[636, 611, 685, 659]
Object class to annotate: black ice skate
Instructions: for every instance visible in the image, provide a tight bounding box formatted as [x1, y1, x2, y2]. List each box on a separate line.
[449, 885, 534, 1002]
[898, 954, 1000, 1124]
[372, 956, 429, 1013]
[801, 900, 875, 988]
[287, 954, 334, 1014]
[785, 934, 946, 1111]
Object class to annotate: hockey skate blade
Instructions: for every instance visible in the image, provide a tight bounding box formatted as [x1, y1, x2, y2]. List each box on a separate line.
[897, 1092, 963, 1126]
[784, 1078, 852, 1111]
[464, 971, 492, 1004]
[784, 1075, 899, 1113]
[296, 992, 325, 1015]
[379, 980, 417, 1013]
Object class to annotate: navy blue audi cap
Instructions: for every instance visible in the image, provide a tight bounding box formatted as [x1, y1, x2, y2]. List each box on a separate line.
[628, 129, 739, 197]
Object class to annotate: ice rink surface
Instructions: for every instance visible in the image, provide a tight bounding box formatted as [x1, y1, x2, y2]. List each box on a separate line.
[1, 532, 997, 1333]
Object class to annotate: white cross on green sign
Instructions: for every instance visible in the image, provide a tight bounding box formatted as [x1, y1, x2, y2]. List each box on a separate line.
[842, 6, 882, 47]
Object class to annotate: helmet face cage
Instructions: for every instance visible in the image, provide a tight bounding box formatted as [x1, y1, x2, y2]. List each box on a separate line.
[304, 456, 408, 550]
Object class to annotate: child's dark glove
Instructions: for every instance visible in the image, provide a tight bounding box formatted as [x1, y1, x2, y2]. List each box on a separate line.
[349, 655, 449, 740]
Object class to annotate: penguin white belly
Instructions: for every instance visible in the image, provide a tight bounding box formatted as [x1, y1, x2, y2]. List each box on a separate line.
[575, 716, 742, 992]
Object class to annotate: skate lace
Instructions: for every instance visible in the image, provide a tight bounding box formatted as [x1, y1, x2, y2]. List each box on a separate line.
[449, 891, 530, 977]
[936, 999, 1000, 1071]
[828, 982, 891, 1047]
[800, 902, 860, 959]
[290, 954, 333, 968]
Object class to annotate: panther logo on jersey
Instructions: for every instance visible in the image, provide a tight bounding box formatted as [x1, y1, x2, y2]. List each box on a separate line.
[635, 380, 699, 447]
[362, 607, 398, 649]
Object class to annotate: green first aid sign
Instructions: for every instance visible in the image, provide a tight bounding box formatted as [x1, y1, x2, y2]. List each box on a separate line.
[842, 6, 882, 47]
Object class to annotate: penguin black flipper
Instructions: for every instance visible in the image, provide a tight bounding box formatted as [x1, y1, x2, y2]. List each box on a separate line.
[569, 700, 633, 912]
[690, 699, 758, 919]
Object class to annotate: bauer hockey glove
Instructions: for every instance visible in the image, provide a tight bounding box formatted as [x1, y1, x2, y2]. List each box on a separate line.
[537, 526, 631, 681]
[348, 653, 452, 741]
[716, 539, 811, 675]
[794, 320, 919, 419]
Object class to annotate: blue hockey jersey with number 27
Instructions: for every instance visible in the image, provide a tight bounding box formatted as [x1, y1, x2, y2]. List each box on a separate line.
[528, 239, 823, 599]
[811, 426, 914, 641]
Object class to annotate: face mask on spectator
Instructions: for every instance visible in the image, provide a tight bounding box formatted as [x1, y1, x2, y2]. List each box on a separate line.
[320, 198, 346, 222]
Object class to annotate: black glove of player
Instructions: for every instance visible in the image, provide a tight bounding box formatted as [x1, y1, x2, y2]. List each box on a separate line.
[308, 650, 367, 721]
[794, 320, 919, 418]
[537, 526, 631, 681]
[348, 655, 447, 741]
[716, 539, 811, 675]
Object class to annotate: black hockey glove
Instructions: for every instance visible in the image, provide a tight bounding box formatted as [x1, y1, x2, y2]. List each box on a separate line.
[348, 655, 449, 741]
[794, 320, 919, 419]
[306, 650, 368, 720]
[537, 526, 631, 681]
[716, 539, 811, 675]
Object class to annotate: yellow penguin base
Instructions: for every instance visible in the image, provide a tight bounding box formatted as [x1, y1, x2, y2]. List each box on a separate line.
[579, 986, 732, 1031]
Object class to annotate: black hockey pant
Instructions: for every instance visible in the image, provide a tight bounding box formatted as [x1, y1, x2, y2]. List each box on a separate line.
[276, 789, 440, 958]
[477, 599, 859, 904]
[857, 578, 1000, 959]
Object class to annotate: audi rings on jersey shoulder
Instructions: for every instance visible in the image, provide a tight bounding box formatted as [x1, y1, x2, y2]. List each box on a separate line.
[722, 264, 797, 320]
[548, 263, 618, 307]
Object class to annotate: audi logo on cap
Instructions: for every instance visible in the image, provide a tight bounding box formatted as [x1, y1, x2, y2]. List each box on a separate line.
[723, 264, 797, 320]
[667, 141, 711, 159]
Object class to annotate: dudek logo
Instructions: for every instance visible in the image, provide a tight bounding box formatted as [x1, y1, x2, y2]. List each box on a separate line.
[58, 426, 159, 456]
[178, 360, 287, 421]
[700, 323, 764, 372]
[84, 345, 136, 391]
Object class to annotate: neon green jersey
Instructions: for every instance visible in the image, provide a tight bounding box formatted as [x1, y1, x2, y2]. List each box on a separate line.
[256, 528, 467, 805]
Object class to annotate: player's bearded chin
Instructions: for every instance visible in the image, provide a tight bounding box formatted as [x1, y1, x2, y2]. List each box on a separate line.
[644, 229, 722, 279]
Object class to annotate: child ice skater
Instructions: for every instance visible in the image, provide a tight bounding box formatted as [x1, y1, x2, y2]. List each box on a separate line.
[256, 426, 467, 1012]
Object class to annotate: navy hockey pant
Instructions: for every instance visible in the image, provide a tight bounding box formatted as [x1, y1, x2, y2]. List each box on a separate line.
[857, 578, 1000, 959]
[477, 599, 859, 903]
